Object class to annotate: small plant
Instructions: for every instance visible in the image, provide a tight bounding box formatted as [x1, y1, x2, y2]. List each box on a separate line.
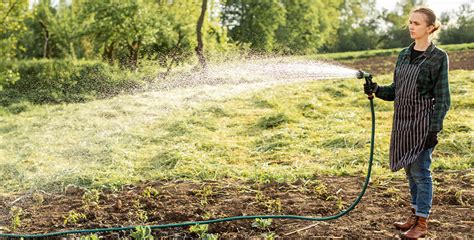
[454, 189, 466, 206]
[189, 224, 219, 240]
[313, 182, 329, 198]
[265, 198, 282, 213]
[252, 218, 272, 230]
[137, 209, 149, 223]
[254, 191, 282, 212]
[63, 210, 87, 225]
[10, 206, 22, 231]
[194, 185, 214, 207]
[82, 189, 100, 207]
[80, 234, 100, 240]
[32, 192, 45, 205]
[326, 195, 345, 211]
[143, 186, 159, 198]
[252, 219, 276, 239]
[263, 232, 277, 240]
[130, 226, 154, 240]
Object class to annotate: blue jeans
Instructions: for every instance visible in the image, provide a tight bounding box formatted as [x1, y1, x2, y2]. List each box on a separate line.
[404, 148, 433, 218]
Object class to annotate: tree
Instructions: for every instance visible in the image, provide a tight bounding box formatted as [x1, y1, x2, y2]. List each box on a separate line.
[0, 0, 28, 90]
[277, 0, 343, 54]
[196, 0, 208, 69]
[222, 0, 286, 52]
[0, 0, 29, 60]
[80, 0, 159, 70]
[323, 0, 380, 52]
[438, 3, 474, 44]
[379, 0, 426, 48]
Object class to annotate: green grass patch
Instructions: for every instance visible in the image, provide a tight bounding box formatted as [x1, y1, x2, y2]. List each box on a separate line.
[0, 70, 472, 193]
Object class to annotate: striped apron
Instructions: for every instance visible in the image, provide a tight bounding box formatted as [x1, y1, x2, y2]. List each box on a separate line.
[389, 56, 434, 171]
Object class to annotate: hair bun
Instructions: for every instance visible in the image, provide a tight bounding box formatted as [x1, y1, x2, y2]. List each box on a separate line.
[432, 20, 441, 33]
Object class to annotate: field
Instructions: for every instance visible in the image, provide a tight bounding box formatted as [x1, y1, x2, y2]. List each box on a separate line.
[0, 46, 473, 238]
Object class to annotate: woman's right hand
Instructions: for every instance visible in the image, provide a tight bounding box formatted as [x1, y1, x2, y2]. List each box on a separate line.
[364, 82, 378, 95]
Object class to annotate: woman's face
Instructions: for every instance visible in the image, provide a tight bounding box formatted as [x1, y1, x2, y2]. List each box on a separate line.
[408, 12, 434, 40]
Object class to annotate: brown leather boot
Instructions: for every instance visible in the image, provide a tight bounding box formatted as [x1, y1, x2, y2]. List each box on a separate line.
[394, 208, 417, 231]
[402, 217, 428, 239]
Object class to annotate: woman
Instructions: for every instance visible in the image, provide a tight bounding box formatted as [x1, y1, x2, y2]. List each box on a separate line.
[364, 7, 450, 239]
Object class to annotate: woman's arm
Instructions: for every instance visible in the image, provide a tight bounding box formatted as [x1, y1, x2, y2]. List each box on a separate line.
[429, 53, 450, 132]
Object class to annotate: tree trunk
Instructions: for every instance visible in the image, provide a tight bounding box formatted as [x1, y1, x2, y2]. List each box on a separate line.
[195, 0, 208, 70]
[39, 20, 50, 58]
[128, 41, 140, 71]
[102, 43, 115, 66]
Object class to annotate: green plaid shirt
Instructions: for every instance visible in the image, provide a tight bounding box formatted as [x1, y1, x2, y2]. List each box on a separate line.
[376, 42, 450, 132]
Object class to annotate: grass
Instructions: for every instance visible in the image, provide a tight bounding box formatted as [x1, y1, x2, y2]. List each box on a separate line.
[0, 69, 472, 194]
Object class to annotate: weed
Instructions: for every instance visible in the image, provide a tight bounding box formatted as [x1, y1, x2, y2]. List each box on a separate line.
[189, 224, 219, 240]
[130, 226, 154, 240]
[254, 191, 282, 212]
[63, 210, 87, 225]
[137, 209, 149, 223]
[142, 186, 159, 198]
[313, 182, 329, 198]
[454, 190, 466, 206]
[80, 234, 99, 240]
[82, 189, 100, 208]
[194, 185, 214, 207]
[10, 206, 22, 231]
[265, 198, 282, 213]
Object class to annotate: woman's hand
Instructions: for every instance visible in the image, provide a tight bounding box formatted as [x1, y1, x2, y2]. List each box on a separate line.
[364, 82, 378, 95]
[424, 131, 438, 150]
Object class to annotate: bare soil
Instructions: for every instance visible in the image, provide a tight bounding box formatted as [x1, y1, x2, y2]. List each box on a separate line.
[0, 170, 472, 239]
[340, 49, 474, 75]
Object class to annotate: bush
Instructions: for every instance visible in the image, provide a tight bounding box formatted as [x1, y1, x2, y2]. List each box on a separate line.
[0, 59, 144, 106]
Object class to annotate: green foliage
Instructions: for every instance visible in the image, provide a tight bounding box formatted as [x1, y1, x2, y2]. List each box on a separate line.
[323, 0, 380, 52]
[276, 0, 342, 54]
[189, 224, 219, 240]
[130, 226, 154, 240]
[0, 0, 29, 60]
[63, 210, 87, 225]
[439, 4, 474, 44]
[222, 0, 286, 52]
[80, 234, 100, 240]
[82, 189, 100, 207]
[9, 206, 22, 231]
[252, 218, 272, 230]
[0, 60, 143, 105]
[0, 69, 471, 193]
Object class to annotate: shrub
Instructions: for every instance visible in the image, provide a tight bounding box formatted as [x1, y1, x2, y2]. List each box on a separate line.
[0, 59, 145, 106]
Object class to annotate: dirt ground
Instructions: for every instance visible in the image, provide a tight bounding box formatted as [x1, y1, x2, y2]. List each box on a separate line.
[340, 49, 474, 75]
[0, 170, 472, 239]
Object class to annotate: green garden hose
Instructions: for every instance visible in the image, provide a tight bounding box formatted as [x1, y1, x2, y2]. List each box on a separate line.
[0, 98, 376, 239]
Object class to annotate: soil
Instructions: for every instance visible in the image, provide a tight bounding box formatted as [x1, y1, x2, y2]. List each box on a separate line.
[0, 170, 472, 239]
[339, 49, 474, 75]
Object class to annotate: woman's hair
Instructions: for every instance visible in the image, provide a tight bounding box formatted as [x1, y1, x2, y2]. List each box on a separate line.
[412, 7, 441, 34]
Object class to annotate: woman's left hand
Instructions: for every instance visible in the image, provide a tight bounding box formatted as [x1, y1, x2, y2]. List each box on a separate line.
[424, 131, 438, 150]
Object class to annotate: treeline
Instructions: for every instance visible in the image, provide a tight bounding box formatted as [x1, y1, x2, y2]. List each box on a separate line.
[2, 0, 473, 62]
[0, 0, 472, 106]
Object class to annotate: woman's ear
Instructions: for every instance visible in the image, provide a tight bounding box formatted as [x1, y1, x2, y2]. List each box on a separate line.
[427, 25, 435, 34]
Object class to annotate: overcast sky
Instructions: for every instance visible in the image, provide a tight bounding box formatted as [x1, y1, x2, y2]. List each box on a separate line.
[376, 0, 472, 16]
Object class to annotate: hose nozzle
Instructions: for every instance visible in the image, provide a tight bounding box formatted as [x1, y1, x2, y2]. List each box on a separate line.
[356, 70, 372, 79]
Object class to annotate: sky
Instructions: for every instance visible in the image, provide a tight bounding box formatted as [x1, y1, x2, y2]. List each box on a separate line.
[376, 0, 472, 16]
